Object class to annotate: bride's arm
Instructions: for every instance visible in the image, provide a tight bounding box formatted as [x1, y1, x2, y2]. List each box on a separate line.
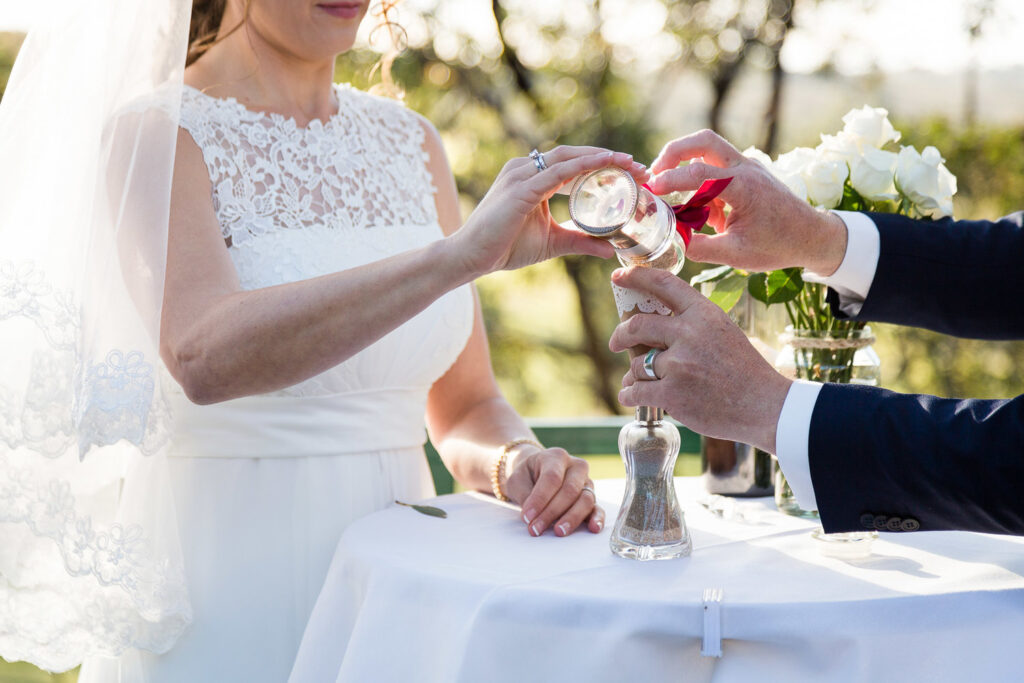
[161, 128, 637, 404]
[425, 301, 604, 538]
[422, 120, 604, 537]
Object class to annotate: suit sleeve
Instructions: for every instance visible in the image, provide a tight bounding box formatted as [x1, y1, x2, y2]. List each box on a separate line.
[809, 382, 1024, 535]
[828, 211, 1024, 339]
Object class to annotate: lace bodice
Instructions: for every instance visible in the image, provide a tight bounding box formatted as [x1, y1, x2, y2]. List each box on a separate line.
[177, 84, 473, 398]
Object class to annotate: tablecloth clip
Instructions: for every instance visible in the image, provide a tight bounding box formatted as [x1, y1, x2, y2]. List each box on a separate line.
[701, 587, 723, 658]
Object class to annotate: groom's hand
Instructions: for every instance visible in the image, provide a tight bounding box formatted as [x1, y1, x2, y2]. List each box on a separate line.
[608, 267, 791, 454]
[505, 446, 605, 537]
[648, 130, 847, 276]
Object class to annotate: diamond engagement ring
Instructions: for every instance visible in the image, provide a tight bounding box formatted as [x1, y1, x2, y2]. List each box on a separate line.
[642, 348, 661, 380]
[529, 148, 548, 172]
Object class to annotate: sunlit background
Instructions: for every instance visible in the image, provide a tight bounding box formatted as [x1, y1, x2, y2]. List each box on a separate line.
[1, 2, 1023, 676]
[1, 0, 1022, 416]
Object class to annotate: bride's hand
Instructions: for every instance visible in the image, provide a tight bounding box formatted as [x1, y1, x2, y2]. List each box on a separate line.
[452, 146, 648, 275]
[504, 445, 605, 537]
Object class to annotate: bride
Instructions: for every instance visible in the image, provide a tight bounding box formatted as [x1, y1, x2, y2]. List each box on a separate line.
[0, 0, 652, 681]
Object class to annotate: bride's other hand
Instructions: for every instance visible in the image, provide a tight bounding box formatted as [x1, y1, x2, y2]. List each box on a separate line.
[451, 146, 648, 275]
[504, 445, 605, 537]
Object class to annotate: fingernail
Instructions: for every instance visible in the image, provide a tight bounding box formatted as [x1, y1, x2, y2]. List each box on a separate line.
[523, 507, 537, 524]
[596, 519, 604, 531]
[556, 522, 570, 536]
[530, 520, 545, 536]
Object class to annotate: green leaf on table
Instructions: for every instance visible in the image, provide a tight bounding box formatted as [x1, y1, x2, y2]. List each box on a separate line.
[748, 268, 804, 305]
[395, 500, 448, 519]
[705, 271, 747, 312]
[689, 265, 734, 286]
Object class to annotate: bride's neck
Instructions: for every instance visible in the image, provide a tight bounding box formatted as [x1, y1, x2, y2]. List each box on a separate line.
[186, 25, 339, 125]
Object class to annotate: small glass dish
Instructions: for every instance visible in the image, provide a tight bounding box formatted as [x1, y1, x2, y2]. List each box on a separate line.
[810, 528, 878, 559]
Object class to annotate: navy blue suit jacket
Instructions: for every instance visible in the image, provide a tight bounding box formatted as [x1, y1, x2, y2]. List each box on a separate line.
[809, 211, 1024, 535]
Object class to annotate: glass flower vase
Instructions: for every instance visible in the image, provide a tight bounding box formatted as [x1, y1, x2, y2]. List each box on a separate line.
[699, 286, 784, 497]
[772, 325, 881, 517]
[609, 406, 692, 561]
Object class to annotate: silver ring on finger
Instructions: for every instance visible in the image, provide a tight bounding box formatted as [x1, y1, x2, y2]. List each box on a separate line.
[529, 148, 548, 172]
[642, 348, 661, 380]
[581, 484, 595, 497]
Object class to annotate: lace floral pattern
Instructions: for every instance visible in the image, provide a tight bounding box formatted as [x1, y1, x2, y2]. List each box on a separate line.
[179, 83, 437, 250]
[1, 259, 185, 671]
[612, 282, 673, 317]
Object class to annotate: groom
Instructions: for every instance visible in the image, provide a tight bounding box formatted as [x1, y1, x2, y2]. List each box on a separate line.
[609, 129, 1024, 536]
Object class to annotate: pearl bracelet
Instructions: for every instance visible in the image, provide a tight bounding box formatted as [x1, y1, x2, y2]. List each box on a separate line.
[490, 438, 542, 502]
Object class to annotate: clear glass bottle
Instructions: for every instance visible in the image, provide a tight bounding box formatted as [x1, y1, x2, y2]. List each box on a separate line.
[609, 406, 692, 561]
[570, 166, 692, 560]
[568, 167, 686, 274]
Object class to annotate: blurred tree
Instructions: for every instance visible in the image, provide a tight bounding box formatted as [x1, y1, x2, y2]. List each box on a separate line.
[0, 32, 25, 100]
[664, 0, 796, 153]
[963, 0, 995, 127]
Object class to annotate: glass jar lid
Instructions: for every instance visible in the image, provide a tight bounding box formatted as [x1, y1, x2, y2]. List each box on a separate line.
[568, 167, 638, 235]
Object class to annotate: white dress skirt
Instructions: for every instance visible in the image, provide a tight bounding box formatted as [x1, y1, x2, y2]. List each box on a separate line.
[77, 83, 474, 682]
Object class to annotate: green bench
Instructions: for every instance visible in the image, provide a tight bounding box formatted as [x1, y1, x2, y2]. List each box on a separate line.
[425, 417, 702, 494]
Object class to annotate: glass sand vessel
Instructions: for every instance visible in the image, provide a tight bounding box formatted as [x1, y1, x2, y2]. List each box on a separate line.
[568, 167, 692, 560]
[568, 167, 686, 275]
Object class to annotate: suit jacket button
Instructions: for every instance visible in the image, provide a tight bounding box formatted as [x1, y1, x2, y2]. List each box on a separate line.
[860, 513, 876, 529]
[873, 515, 889, 530]
[886, 517, 904, 531]
[901, 518, 920, 532]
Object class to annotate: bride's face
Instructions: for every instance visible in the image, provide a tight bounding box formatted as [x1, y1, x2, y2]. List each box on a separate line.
[242, 0, 371, 62]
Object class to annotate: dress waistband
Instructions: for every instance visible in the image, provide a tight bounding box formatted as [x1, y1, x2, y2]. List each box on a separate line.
[168, 388, 429, 458]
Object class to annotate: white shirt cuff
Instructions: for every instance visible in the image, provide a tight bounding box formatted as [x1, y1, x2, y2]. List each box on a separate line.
[774, 379, 824, 511]
[802, 210, 880, 316]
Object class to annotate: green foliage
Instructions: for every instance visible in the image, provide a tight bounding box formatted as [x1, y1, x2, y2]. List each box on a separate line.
[747, 268, 804, 306]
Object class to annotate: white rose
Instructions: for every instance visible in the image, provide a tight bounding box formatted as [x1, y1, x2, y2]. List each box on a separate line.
[773, 170, 808, 203]
[742, 146, 773, 168]
[816, 132, 861, 165]
[896, 145, 957, 218]
[849, 147, 897, 201]
[771, 147, 816, 202]
[774, 146, 816, 176]
[841, 105, 901, 149]
[802, 157, 848, 209]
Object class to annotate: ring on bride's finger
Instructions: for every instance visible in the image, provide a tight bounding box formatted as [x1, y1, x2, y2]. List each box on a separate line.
[642, 348, 661, 380]
[581, 485, 595, 497]
[529, 148, 548, 172]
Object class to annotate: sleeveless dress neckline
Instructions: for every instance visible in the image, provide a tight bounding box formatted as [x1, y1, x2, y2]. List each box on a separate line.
[181, 82, 352, 132]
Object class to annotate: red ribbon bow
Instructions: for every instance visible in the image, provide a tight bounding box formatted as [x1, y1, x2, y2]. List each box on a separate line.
[644, 177, 732, 247]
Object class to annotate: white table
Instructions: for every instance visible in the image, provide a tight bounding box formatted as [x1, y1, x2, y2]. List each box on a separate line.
[291, 478, 1024, 683]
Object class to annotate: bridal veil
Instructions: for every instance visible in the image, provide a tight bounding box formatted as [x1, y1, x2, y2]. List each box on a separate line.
[0, 0, 191, 671]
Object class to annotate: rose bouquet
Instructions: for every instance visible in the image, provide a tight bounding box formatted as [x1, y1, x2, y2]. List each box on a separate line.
[695, 105, 958, 383]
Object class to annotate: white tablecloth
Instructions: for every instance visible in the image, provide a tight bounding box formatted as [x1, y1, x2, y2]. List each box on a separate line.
[291, 477, 1024, 683]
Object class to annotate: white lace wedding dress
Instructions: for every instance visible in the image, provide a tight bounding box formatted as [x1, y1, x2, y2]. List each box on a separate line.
[77, 83, 473, 683]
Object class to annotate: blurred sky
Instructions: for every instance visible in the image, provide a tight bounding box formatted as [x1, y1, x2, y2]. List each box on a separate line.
[2, 0, 1022, 75]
